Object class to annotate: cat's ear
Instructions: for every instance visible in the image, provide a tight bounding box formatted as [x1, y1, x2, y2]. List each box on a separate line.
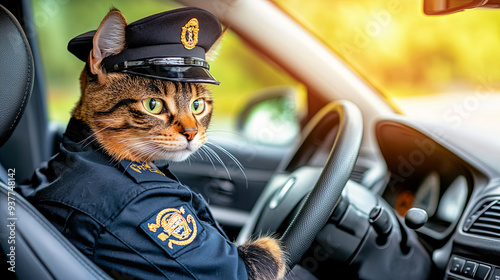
[89, 9, 128, 79]
[205, 27, 227, 62]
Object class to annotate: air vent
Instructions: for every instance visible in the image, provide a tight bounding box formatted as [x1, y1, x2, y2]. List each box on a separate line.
[464, 200, 500, 238]
[349, 165, 369, 184]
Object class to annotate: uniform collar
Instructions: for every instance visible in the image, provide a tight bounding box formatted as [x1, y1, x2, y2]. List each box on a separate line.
[64, 117, 100, 150]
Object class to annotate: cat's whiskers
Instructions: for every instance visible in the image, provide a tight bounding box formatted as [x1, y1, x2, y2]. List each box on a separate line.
[143, 150, 158, 164]
[152, 140, 184, 149]
[116, 135, 157, 144]
[79, 119, 123, 148]
[78, 125, 113, 147]
[124, 140, 158, 162]
[207, 141, 245, 172]
[109, 139, 163, 163]
[140, 143, 171, 163]
[193, 149, 205, 161]
[200, 145, 232, 180]
[205, 141, 248, 188]
[198, 146, 216, 170]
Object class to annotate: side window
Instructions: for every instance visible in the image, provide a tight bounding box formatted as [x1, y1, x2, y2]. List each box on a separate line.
[33, 0, 305, 146]
[207, 30, 305, 145]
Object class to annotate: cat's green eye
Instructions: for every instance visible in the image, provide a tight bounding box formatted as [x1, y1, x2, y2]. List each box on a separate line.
[142, 98, 163, 114]
[191, 99, 205, 115]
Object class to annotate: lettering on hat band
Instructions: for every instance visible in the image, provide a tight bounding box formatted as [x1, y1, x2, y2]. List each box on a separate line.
[181, 18, 199, 50]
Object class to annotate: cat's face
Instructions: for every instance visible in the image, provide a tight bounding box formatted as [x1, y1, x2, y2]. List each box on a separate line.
[74, 71, 212, 163]
[71, 9, 215, 163]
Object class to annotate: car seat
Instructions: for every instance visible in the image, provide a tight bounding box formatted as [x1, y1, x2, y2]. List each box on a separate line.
[0, 4, 111, 279]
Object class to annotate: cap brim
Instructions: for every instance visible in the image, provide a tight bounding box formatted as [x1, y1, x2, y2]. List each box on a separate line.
[123, 65, 220, 85]
[68, 30, 95, 62]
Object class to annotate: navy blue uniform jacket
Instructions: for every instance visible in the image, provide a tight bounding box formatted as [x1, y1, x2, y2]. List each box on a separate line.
[28, 118, 248, 279]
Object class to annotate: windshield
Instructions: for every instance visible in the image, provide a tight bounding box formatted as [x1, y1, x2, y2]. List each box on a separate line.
[275, 0, 500, 140]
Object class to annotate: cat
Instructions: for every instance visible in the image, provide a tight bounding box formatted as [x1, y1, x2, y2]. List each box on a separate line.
[36, 8, 287, 280]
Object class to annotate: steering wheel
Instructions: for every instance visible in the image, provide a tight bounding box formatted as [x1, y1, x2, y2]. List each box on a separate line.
[237, 100, 363, 268]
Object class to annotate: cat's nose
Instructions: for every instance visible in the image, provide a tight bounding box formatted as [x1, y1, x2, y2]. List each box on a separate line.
[182, 129, 198, 141]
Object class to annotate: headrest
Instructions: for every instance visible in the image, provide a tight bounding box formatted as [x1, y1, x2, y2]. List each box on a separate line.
[0, 4, 34, 146]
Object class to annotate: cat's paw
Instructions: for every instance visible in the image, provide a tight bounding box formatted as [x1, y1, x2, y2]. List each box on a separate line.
[237, 236, 287, 280]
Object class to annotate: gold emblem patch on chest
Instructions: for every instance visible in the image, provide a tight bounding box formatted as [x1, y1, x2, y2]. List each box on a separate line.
[181, 18, 199, 50]
[148, 207, 197, 249]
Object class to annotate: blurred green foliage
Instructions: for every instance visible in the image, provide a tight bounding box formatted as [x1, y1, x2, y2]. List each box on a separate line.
[31, 0, 299, 125]
[276, 0, 500, 98]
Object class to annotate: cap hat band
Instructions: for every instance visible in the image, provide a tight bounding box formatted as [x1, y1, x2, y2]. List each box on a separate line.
[108, 57, 210, 72]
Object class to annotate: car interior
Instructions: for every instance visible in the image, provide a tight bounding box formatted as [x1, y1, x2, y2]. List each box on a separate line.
[2, 0, 500, 279]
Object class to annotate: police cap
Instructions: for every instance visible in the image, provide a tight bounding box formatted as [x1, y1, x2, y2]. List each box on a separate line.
[68, 7, 222, 85]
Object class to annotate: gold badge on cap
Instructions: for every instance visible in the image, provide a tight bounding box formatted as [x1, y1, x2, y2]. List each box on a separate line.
[181, 18, 199, 50]
[148, 206, 197, 249]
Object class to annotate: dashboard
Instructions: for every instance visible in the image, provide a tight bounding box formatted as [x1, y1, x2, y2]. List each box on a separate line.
[376, 119, 479, 242]
[375, 117, 500, 279]
[233, 105, 500, 280]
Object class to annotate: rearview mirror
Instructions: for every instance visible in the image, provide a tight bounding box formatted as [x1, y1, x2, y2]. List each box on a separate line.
[423, 0, 499, 15]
